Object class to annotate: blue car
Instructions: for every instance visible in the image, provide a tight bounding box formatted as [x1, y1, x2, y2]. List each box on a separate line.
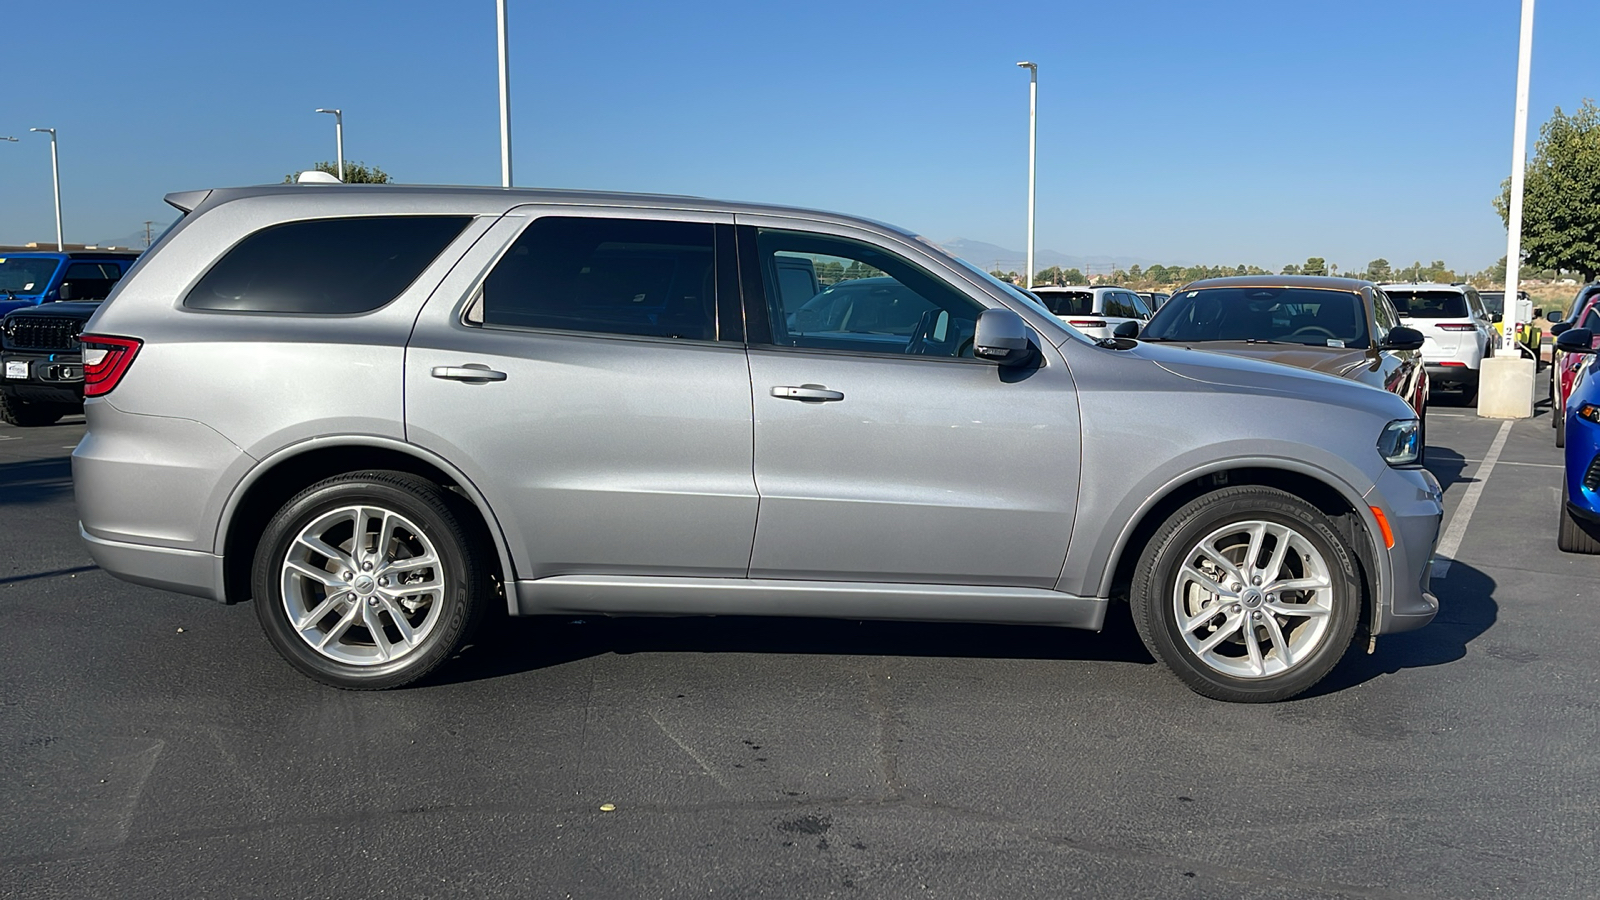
[0, 250, 140, 317]
[1557, 327, 1600, 553]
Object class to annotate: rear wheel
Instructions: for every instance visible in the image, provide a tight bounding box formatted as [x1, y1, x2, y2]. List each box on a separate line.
[1557, 502, 1600, 554]
[0, 388, 68, 427]
[1130, 486, 1361, 703]
[1556, 406, 1566, 448]
[251, 470, 492, 689]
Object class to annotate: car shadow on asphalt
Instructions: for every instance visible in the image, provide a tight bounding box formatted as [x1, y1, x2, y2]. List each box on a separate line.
[0, 456, 73, 507]
[1304, 559, 1497, 697]
[437, 604, 1157, 685]
[1425, 445, 1472, 491]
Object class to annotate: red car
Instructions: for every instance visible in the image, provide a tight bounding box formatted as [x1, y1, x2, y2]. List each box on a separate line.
[1553, 285, 1600, 447]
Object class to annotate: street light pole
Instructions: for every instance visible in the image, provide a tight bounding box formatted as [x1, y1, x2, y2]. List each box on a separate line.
[496, 0, 513, 187]
[315, 109, 344, 181]
[30, 128, 62, 251]
[1016, 62, 1037, 289]
[1499, 0, 1535, 358]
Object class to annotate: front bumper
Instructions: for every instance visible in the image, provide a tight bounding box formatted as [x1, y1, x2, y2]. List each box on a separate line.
[1366, 466, 1444, 634]
[2, 351, 84, 405]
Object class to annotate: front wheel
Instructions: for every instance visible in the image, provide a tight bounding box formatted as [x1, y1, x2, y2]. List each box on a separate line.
[251, 471, 492, 689]
[1131, 486, 1362, 702]
[0, 388, 67, 426]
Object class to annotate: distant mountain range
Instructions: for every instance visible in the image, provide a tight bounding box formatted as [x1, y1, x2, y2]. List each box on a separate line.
[936, 238, 1185, 276]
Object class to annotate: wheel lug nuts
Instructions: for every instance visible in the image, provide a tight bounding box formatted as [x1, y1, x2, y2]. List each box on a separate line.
[1230, 604, 1242, 613]
[342, 571, 352, 580]
[378, 576, 389, 586]
[1252, 611, 1262, 620]
[1252, 576, 1262, 585]
[362, 562, 373, 572]
[367, 597, 379, 607]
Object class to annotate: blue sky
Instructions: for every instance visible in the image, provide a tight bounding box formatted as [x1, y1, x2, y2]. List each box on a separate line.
[2, 0, 1595, 273]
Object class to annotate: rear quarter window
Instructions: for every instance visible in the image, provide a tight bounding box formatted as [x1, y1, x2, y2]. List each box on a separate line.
[185, 216, 471, 314]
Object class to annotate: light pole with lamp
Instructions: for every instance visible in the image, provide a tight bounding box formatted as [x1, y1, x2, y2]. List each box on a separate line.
[315, 109, 344, 182]
[1016, 62, 1037, 289]
[30, 128, 63, 251]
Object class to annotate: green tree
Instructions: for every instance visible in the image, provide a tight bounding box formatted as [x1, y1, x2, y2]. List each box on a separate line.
[1034, 266, 1066, 286]
[1061, 267, 1088, 285]
[1281, 263, 1302, 276]
[1302, 257, 1328, 277]
[283, 160, 392, 184]
[1495, 99, 1600, 281]
[1366, 258, 1392, 281]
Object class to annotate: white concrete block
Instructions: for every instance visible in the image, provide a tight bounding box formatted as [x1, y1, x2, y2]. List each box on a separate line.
[1477, 355, 1535, 419]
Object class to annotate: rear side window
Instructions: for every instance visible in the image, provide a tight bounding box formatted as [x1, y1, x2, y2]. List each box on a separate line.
[1387, 290, 1468, 319]
[185, 216, 470, 314]
[473, 217, 717, 341]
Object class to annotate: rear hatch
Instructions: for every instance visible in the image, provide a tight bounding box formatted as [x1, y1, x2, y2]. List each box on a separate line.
[1386, 289, 1472, 361]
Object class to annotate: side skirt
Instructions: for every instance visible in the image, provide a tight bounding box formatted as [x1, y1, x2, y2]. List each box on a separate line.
[514, 575, 1107, 631]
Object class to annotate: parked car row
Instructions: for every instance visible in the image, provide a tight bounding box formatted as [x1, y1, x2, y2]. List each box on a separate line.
[56, 181, 1440, 702]
[1550, 284, 1600, 448]
[1554, 323, 1600, 553]
[0, 250, 139, 425]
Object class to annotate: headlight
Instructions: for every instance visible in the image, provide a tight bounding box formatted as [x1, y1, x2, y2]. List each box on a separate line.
[1579, 404, 1600, 424]
[1377, 419, 1421, 467]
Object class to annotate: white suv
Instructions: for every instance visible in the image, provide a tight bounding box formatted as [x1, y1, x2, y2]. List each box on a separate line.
[1381, 283, 1495, 403]
[1030, 285, 1150, 340]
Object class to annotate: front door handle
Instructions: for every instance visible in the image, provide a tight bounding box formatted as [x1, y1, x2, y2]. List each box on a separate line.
[771, 384, 844, 402]
[432, 364, 507, 383]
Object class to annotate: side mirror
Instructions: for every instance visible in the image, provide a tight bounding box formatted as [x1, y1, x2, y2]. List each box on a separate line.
[1551, 321, 1572, 336]
[1113, 320, 1141, 339]
[1491, 313, 1503, 324]
[1546, 308, 1564, 322]
[1555, 328, 1595, 354]
[1533, 307, 1543, 319]
[57, 283, 76, 302]
[1382, 326, 1425, 351]
[973, 307, 1033, 366]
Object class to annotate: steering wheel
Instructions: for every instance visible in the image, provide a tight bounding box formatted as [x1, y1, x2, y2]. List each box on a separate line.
[1287, 326, 1338, 340]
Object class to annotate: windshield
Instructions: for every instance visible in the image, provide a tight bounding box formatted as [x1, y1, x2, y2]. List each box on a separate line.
[1387, 290, 1468, 318]
[1142, 286, 1371, 348]
[1032, 289, 1094, 317]
[0, 257, 62, 296]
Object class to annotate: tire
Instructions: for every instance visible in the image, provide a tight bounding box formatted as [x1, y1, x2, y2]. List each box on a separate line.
[1557, 502, 1600, 554]
[1556, 408, 1566, 448]
[0, 388, 66, 427]
[1460, 381, 1479, 407]
[251, 470, 493, 689]
[1130, 486, 1362, 703]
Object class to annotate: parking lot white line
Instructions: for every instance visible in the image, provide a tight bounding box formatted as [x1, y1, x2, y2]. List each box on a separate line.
[1432, 420, 1514, 579]
[1457, 458, 1562, 470]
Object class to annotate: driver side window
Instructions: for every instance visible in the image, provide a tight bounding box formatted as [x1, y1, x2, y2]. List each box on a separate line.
[753, 229, 984, 358]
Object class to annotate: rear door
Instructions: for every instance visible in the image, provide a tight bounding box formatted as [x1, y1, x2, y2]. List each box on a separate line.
[736, 218, 1080, 587]
[406, 207, 758, 581]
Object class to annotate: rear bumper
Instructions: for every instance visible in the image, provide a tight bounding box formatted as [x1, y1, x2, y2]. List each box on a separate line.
[1424, 363, 1479, 388]
[80, 523, 226, 601]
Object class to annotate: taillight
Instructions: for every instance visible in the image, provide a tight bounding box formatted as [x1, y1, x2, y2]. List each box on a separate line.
[1069, 319, 1108, 328]
[1438, 361, 1467, 367]
[1436, 323, 1477, 331]
[81, 334, 142, 397]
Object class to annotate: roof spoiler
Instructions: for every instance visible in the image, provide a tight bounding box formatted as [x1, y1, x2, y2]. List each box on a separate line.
[164, 189, 212, 214]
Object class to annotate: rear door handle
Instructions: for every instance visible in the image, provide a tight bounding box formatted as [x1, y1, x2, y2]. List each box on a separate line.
[771, 384, 844, 402]
[431, 364, 507, 383]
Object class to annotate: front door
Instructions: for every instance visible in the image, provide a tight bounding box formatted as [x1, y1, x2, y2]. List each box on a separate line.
[737, 220, 1080, 588]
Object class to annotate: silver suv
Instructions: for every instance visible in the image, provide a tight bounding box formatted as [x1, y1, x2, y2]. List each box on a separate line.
[74, 184, 1441, 702]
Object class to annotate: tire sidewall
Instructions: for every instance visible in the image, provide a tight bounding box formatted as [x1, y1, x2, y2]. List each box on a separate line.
[251, 476, 475, 688]
[1134, 489, 1361, 702]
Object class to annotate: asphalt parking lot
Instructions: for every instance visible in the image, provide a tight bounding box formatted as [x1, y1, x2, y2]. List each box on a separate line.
[3, 384, 1597, 899]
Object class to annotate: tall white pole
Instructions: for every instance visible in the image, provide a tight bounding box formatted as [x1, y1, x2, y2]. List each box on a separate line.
[315, 109, 344, 181]
[1017, 62, 1037, 288]
[1500, 0, 1535, 357]
[31, 128, 62, 251]
[497, 0, 513, 188]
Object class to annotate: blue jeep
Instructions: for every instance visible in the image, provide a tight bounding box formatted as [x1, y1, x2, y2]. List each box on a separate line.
[0, 250, 140, 316]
